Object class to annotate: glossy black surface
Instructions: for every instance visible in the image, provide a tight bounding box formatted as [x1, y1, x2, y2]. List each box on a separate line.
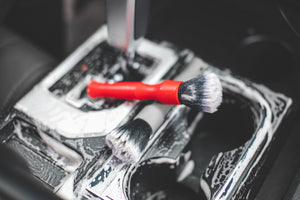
[0, 0, 299, 199]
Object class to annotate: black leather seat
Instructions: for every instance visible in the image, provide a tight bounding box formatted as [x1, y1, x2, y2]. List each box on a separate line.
[0, 24, 61, 200]
[0, 144, 62, 200]
[0, 27, 57, 120]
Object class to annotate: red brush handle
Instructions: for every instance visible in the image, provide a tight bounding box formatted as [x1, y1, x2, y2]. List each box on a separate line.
[87, 80, 183, 104]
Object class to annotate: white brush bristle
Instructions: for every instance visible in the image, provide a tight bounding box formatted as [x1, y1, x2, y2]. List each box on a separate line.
[105, 119, 152, 164]
[106, 129, 140, 163]
[200, 72, 222, 113]
[179, 72, 222, 113]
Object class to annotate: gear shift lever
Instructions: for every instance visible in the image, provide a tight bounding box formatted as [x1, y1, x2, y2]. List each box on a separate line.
[106, 0, 150, 55]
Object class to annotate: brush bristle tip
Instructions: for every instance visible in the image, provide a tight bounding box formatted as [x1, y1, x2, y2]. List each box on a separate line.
[179, 72, 222, 113]
[105, 119, 152, 164]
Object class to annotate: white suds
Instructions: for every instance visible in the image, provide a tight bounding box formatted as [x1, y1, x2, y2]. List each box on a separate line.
[145, 190, 167, 200]
[106, 130, 141, 164]
[201, 72, 223, 113]
[55, 173, 76, 200]
[200, 178, 211, 200]
[177, 160, 195, 182]
[37, 129, 83, 173]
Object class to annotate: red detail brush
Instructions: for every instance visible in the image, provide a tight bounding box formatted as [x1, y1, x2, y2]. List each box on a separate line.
[87, 80, 182, 104]
[87, 73, 222, 113]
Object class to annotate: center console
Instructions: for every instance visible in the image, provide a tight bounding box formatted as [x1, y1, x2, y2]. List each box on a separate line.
[0, 24, 293, 200]
[0, 1, 294, 199]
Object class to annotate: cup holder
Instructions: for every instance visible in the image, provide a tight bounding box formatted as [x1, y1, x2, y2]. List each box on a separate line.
[124, 91, 258, 200]
[126, 157, 203, 200]
[115, 67, 292, 200]
[188, 92, 255, 176]
[233, 35, 296, 83]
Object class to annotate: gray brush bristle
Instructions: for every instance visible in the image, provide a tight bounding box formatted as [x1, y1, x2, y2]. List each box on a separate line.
[178, 72, 222, 113]
[106, 119, 152, 163]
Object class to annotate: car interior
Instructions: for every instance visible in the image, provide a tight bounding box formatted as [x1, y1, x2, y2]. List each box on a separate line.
[0, 0, 300, 199]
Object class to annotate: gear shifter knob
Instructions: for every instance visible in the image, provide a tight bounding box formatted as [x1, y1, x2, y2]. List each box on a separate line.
[106, 0, 150, 53]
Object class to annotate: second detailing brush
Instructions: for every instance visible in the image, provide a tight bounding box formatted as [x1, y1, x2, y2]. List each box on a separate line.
[106, 102, 170, 163]
[88, 72, 222, 113]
